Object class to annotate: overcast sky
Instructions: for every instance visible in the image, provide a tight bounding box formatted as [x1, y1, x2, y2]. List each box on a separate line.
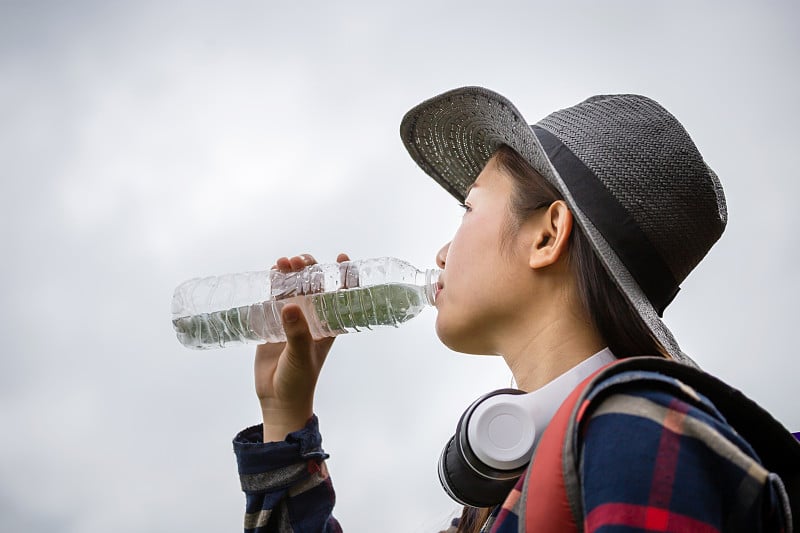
[1, 1, 798, 531]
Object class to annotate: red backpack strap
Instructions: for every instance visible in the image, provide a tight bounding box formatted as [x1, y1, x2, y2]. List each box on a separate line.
[520, 363, 614, 532]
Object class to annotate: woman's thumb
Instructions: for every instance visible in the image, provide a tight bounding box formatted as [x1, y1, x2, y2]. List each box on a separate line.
[281, 304, 313, 364]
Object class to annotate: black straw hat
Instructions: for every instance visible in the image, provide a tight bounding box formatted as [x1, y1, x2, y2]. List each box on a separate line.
[400, 87, 727, 366]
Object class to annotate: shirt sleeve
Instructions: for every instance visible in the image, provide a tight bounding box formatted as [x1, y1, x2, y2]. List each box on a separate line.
[233, 415, 342, 533]
[578, 386, 789, 533]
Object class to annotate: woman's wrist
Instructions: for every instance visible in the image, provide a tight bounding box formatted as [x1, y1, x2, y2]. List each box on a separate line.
[260, 405, 313, 443]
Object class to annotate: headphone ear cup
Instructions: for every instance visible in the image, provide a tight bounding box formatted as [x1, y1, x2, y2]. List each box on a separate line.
[439, 434, 520, 508]
[438, 352, 617, 508]
[438, 389, 528, 508]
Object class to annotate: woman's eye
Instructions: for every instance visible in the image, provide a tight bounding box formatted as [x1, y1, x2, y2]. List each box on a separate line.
[459, 202, 472, 213]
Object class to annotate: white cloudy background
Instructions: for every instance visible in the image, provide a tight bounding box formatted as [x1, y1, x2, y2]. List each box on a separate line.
[1, 1, 798, 531]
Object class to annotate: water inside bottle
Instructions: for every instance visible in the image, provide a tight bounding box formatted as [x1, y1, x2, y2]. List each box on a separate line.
[172, 283, 428, 349]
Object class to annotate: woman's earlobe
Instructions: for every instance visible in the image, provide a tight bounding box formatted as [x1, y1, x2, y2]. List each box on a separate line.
[529, 235, 556, 269]
[529, 202, 573, 269]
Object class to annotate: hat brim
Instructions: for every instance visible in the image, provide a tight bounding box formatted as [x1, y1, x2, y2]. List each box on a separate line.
[400, 86, 696, 367]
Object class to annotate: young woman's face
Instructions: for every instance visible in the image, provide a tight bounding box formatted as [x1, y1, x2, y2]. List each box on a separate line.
[434, 158, 534, 355]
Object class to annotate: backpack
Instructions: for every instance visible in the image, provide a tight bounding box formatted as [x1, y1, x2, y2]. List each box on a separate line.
[519, 357, 800, 532]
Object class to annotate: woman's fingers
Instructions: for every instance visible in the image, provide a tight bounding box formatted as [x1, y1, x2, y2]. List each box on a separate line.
[289, 254, 315, 271]
[272, 253, 352, 274]
[273, 253, 318, 273]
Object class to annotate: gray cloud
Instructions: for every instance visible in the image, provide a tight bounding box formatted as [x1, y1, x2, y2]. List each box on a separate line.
[1, 1, 798, 531]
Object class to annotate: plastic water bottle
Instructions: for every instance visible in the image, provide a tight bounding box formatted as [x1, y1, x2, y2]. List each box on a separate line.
[171, 257, 441, 350]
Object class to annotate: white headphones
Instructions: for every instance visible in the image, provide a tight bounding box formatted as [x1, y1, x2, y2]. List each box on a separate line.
[438, 348, 616, 507]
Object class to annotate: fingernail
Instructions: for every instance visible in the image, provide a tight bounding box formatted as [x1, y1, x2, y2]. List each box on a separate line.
[284, 308, 299, 323]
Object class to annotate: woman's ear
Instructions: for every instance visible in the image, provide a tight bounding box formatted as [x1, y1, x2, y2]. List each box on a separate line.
[529, 200, 573, 270]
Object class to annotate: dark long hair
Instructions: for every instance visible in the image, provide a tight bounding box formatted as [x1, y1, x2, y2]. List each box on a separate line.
[454, 144, 667, 533]
[494, 144, 668, 360]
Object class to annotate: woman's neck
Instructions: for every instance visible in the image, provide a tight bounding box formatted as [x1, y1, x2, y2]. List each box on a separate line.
[500, 306, 606, 392]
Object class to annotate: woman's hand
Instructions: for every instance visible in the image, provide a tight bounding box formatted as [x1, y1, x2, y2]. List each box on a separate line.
[255, 252, 350, 442]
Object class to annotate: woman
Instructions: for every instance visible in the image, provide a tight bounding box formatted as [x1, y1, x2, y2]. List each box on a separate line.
[233, 87, 791, 532]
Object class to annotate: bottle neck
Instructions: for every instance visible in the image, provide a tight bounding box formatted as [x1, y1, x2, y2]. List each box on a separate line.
[420, 268, 441, 306]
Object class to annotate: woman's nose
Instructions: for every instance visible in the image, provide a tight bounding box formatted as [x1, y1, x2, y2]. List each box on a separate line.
[436, 242, 450, 269]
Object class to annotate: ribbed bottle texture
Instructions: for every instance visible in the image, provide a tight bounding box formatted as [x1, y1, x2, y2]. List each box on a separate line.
[171, 258, 440, 349]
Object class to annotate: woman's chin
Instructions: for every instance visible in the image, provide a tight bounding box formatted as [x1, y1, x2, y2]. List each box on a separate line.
[435, 320, 495, 356]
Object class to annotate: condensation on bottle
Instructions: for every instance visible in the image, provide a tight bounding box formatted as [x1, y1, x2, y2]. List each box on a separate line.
[171, 257, 441, 350]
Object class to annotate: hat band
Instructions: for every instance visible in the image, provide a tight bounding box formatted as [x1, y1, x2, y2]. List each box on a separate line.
[531, 126, 679, 316]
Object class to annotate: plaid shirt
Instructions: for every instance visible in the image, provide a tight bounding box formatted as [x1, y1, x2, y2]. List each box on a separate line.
[234, 416, 341, 533]
[234, 372, 792, 532]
